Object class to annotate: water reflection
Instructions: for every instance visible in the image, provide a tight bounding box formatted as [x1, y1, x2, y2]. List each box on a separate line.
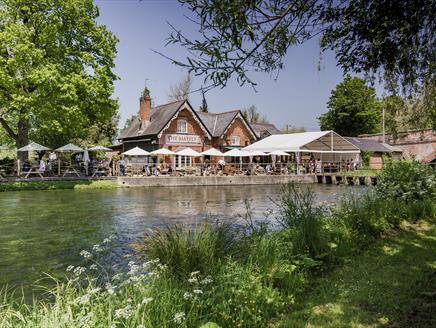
[0, 184, 356, 289]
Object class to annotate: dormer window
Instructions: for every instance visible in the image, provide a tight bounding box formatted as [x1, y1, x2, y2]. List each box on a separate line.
[177, 120, 188, 134]
[231, 135, 240, 146]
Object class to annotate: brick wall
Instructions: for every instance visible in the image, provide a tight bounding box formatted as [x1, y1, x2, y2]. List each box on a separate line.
[212, 117, 254, 151]
[359, 129, 435, 162]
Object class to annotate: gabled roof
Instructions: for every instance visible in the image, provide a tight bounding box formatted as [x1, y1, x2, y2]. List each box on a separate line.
[251, 123, 281, 138]
[196, 110, 257, 139]
[344, 137, 393, 153]
[120, 100, 211, 140]
[243, 131, 360, 153]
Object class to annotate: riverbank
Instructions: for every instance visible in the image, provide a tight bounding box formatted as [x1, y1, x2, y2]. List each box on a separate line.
[0, 179, 118, 192]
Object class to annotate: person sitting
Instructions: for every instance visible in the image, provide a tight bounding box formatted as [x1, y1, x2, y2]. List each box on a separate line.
[22, 160, 31, 173]
[265, 164, 273, 174]
[39, 159, 46, 174]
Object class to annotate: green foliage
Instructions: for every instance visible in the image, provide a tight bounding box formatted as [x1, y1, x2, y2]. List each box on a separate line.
[318, 75, 381, 136]
[376, 160, 436, 202]
[0, 0, 119, 149]
[276, 183, 328, 257]
[0, 180, 118, 192]
[141, 223, 236, 278]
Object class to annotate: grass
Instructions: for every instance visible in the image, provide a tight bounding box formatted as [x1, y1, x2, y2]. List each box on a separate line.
[0, 179, 119, 192]
[277, 219, 436, 327]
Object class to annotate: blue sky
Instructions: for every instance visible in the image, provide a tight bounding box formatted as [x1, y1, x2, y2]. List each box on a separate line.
[95, 0, 350, 131]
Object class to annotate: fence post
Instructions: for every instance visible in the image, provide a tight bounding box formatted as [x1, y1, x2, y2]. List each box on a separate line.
[17, 159, 21, 176]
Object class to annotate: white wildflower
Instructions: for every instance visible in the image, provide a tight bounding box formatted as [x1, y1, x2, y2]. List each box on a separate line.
[66, 265, 74, 272]
[73, 266, 86, 276]
[183, 292, 193, 300]
[188, 277, 198, 284]
[89, 287, 101, 295]
[79, 313, 92, 324]
[173, 311, 185, 324]
[80, 250, 92, 259]
[201, 276, 213, 285]
[105, 283, 115, 295]
[89, 264, 98, 271]
[114, 305, 132, 319]
[78, 294, 90, 304]
[92, 244, 104, 252]
[142, 297, 153, 305]
[193, 289, 203, 295]
[112, 273, 123, 281]
[190, 271, 200, 276]
[103, 238, 112, 244]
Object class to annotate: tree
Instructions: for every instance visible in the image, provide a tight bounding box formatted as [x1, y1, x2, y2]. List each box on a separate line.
[0, 0, 118, 159]
[242, 105, 269, 124]
[167, 73, 192, 101]
[163, 0, 434, 97]
[282, 125, 306, 134]
[318, 75, 381, 136]
[199, 87, 208, 112]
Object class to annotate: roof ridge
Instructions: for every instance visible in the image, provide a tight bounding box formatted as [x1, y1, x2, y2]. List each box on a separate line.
[152, 99, 184, 110]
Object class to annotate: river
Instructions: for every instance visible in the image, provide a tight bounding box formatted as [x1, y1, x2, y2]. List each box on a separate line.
[0, 184, 354, 291]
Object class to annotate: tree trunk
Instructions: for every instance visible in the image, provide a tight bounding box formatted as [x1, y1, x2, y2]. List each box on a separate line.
[16, 118, 29, 162]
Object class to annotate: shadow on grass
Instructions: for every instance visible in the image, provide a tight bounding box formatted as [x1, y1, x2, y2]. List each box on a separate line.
[278, 220, 436, 328]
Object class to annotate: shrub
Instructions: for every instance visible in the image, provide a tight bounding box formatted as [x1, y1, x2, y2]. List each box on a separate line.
[141, 222, 236, 279]
[376, 160, 436, 202]
[275, 183, 328, 258]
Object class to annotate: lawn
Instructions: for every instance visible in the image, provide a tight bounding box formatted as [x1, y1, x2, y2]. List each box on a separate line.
[277, 219, 436, 328]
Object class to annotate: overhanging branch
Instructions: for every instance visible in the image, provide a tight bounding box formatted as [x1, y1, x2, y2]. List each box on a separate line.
[0, 108, 17, 140]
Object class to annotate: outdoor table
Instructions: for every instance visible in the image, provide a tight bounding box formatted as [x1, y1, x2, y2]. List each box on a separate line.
[24, 167, 44, 179]
[62, 166, 80, 177]
[92, 166, 107, 177]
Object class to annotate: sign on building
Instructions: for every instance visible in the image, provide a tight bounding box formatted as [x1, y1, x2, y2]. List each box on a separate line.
[165, 134, 201, 145]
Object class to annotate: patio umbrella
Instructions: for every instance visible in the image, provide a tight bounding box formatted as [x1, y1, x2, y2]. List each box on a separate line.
[150, 148, 175, 156]
[55, 143, 83, 152]
[248, 150, 268, 156]
[268, 150, 289, 156]
[223, 149, 250, 157]
[18, 142, 50, 152]
[88, 145, 112, 151]
[176, 147, 201, 157]
[122, 147, 150, 156]
[201, 148, 224, 156]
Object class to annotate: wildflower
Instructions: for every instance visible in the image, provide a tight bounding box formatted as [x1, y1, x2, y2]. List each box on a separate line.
[105, 283, 115, 295]
[89, 264, 98, 271]
[73, 266, 86, 276]
[142, 297, 153, 305]
[183, 292, 193, 300]
[79, 313, 92, 324]
[188, 277, 198, 284]
[92, 244, 104, 252]
[190, 271, 200, 276]
[80, 250, 92, 259]
[193, 289, 203, 295]
[66, 265, 74, 272]
[115, 305, 132, 319]
[103, 238, 112, 244]
[112, 273, 123, 281]
[173, 311, 185, 324]
[89, 287, 101, 295]
[201, 276, 213, 285]
[78, 294, 90, 304]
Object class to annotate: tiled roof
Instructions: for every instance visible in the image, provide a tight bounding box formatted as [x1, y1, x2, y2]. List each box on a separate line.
[120, 100, 185, 139]
[196, 110, 240, 137]
[251, 123, 281, 138]
[344, 137, 392, 153]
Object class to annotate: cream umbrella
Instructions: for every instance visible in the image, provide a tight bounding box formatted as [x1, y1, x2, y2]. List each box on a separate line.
[18, 142, 50, 152]
[122, 147, 150, 156]
[176, 147, 201, 157]
[55, 143, 83, 176]
[89, 145, 112, 151]
[150, 148, 175, 156]
[201, 148, 224, 156]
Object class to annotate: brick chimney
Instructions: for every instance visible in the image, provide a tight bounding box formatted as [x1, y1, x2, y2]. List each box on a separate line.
[139, 95, 151, 127]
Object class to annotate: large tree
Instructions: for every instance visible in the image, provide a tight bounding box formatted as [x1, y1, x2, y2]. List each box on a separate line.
[163, 0, 434, 103]
[318, 75, 381, 136]
[0, 0, 118, 158]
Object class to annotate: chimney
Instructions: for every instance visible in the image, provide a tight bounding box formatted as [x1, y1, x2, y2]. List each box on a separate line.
[139, 95, 151, 126]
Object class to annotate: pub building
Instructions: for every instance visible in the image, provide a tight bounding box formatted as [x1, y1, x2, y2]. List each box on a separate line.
[119, 94, 259, 168]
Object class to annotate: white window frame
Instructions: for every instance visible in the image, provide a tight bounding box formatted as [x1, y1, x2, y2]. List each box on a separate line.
[231, 135, 241, 146]
[177, 155, 192, 168]
[177, 120, 188, 134]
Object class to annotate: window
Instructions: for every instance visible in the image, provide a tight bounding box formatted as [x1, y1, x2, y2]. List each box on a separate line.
[177, 120, 188, 133]
[177, 155, 192, 168]
[231, 135, 240, 146]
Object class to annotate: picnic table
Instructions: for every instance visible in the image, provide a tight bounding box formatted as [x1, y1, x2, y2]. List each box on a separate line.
[62, 166, 80, 177]
[24, 166, 44, 179]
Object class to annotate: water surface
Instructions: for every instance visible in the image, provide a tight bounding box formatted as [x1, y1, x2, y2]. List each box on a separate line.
[0, 184, 352, 290]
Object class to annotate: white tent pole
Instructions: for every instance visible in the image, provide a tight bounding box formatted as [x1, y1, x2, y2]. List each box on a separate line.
[296, 151, 301, 175]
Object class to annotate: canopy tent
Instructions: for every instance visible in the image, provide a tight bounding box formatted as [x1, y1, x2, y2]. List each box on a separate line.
[55, 143, 83, 152]
[176, 148, 201, 157]
[122, 147, 150, 156]
[243, 131, 360, 154]
[268, 150, 289, 156]
[18, 142, 50, 152]
[88, 145, 112, 151]
[151, 148, 175, 156]
[201, 147, 224, 157]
